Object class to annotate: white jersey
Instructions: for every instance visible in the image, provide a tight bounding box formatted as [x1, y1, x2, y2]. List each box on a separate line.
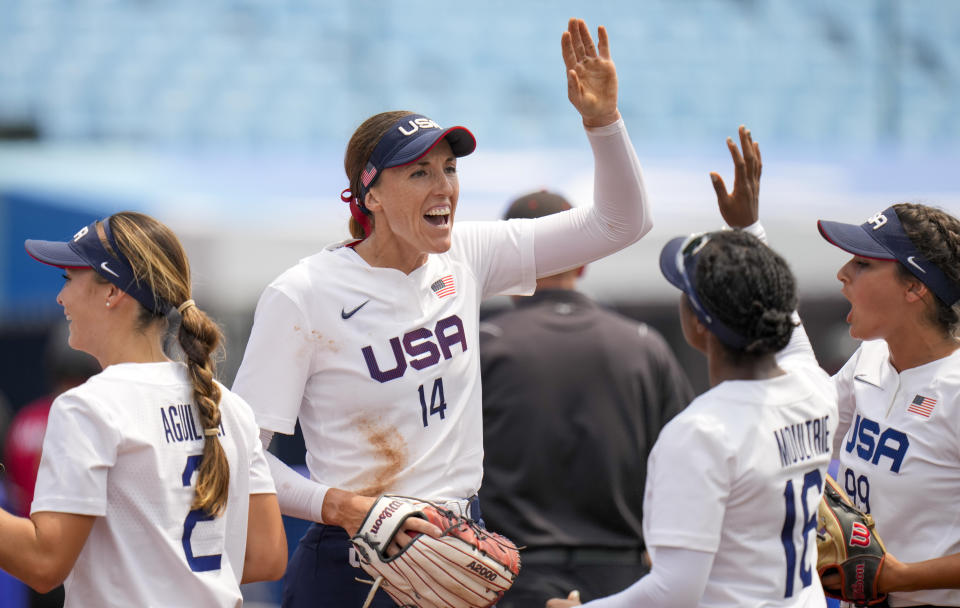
[233, 220, 535, 502]
[641, 329, 838, 607]
[32, 362, 275, 608]
[834, 340, 960, 607]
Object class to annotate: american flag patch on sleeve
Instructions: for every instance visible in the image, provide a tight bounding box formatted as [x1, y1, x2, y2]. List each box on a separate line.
[430, 275, 456, 298]
[907, 394, 937, 418]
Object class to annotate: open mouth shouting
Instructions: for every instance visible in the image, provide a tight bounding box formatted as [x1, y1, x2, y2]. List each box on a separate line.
[424, 206, 451, 227]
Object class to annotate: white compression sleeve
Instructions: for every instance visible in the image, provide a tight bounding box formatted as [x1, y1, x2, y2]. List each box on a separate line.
[259, 428, 329, 524]
[582, 546, 714, 608]
[531, 119, 653, 277]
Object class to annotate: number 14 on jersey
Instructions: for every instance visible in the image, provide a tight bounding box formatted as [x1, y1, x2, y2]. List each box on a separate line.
[418, 378, 448, 427]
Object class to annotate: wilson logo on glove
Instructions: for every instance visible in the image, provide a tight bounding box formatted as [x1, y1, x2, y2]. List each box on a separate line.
[368, 499, 404, 535]
[850, 522, 871, 547]
[853, 564, 866, 596]
[817, 474, 887, 606]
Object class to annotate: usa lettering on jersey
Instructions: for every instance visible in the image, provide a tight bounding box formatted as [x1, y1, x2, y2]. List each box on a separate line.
[844, 414, 909, 472]
[773, 415, 831, 468]
[361, 314, 467, 383]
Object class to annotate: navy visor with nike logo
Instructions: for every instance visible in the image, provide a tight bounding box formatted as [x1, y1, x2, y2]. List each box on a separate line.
[25, 218, 165, 313]
[817, 206, 960, 306]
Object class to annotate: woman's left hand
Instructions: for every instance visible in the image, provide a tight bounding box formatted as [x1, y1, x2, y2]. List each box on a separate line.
[561, 18, 620, 128]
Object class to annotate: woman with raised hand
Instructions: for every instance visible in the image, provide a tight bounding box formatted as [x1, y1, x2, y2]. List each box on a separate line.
[0, 212, 286, 606]
[549, 127, 838, 607]
[232, 18, 653, 608]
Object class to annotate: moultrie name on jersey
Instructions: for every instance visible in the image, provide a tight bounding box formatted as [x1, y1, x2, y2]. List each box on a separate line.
[843, 414, 909, 473]
[161, 404, 225, 444]
[361, 314, 467, 383]
[773, 415, 831, 468]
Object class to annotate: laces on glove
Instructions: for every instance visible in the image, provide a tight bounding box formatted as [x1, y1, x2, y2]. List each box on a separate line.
[356, 574, 385, 608]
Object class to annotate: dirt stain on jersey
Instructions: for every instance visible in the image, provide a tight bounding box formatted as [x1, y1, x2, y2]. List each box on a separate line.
[291, 325, 341, 353]
[354, 416, 408, 497]
[291, 325, 310, 359]
[310, 330, 340, 353]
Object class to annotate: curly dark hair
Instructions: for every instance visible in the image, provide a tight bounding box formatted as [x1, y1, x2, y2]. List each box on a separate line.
[694, 230, 798, 357]
[893, 202, 960, 337]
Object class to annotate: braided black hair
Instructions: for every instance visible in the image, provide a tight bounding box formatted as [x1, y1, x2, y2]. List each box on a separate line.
[893, 203, 960, 337]
[694, 230, 798, 357]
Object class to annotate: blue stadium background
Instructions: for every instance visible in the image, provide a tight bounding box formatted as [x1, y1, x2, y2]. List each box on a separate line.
[2, 1, 959, 605]
[2, 0, 959, 149]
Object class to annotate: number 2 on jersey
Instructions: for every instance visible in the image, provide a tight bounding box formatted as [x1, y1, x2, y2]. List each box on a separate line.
[781, 468, 822, 598]
[418, 378, 448, 427]
[181, 454, 222, 572]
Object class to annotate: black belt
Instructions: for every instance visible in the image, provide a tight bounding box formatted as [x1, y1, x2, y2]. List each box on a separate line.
[520, 546, 645, 565]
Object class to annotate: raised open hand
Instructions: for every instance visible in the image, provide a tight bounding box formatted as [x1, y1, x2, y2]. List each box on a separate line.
[711, 125, 762, 229]
[561, 18, 620, 128]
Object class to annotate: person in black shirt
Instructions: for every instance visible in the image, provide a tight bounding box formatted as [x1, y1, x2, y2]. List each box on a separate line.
[479, 190, 694, 607]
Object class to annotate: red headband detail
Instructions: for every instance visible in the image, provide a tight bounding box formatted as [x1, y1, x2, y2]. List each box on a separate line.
[341, 188, 372, 238]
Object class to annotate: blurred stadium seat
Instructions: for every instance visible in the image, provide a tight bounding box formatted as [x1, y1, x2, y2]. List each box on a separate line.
[0, 0, 958, 149]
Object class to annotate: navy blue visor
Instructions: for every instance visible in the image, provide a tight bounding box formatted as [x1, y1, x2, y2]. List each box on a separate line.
[818, 206, 960, 306]
[25, 218, 165, 313]
[659, 232, 751, 349]
[357, 114, 476, 204]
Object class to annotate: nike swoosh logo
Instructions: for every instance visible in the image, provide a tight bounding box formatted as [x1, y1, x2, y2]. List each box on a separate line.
[100, 261, 120, 278]
[341, 300, 370, 319]
[906, 256, 926, 274]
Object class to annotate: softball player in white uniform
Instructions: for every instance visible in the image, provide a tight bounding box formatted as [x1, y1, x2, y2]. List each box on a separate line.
[819, 203, 960, 606]
[636, 308, 836, 608]
[550, 127, 837, 608]
[0, 212, 286, 606]
[34, 363, 276, 607]
[232, 19, 655, 607]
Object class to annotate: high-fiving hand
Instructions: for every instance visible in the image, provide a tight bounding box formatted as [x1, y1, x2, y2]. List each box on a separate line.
[561, 18, 620, 128]
[711, 125, 762, 229]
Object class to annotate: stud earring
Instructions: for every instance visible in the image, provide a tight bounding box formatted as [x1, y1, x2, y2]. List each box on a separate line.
[106, 301, 111, 307]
